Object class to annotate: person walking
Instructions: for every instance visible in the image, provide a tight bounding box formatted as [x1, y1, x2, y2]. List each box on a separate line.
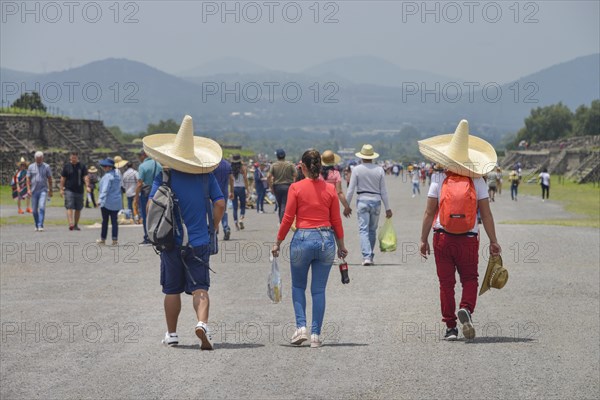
[321, 150, 352, 216]
[145, 115, 225, 350]
[272, 149, 348, 348]
[345, 145, 393, 266]
[213, 158, 233, 240]
[486, 168, 499, 202]
[509, 169, 521, 201]
[121, 162, 138, 214]
[230, 154, 249, 230]
[254, 162, 267, 213]
[60, 151, 89, 231]
[136, 149, 162, 245]
[97, 159, 122, 246]
[268, 149, 297, 223]
[496, 167, 503, 195]
[12, 157, 31, 214]
[411, 166, 421, 197]
[539, 168, 551, 201]
[85, 166, 99, 208]
[418, 119, 502, 341]
[26, 151, 53, 232]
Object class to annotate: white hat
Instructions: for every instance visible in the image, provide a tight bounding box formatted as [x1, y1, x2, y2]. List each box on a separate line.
[355, 144, 379, 160]
[143, 115, 222, 174]
[418, 120, 497, 178]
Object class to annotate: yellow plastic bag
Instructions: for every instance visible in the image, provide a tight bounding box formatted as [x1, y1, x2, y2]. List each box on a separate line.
[378, 218, 397, 252]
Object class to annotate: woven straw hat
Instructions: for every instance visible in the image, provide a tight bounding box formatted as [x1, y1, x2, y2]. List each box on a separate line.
[418, 120, 497, 178]
[143, 115, 222, 174]
[321, 150, 342, 166]
[479, 255, 509, 296]
[16, 157, 29, 167]
[88, 166, 98, 173]
[356, 144, 379, 160]
[113, 156, 128, 169]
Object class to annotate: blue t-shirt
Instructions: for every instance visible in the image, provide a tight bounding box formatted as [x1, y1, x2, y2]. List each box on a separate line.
[212, 159, 232, 196]
[138, 158, 162, 186]
[150, 170, 224, 247]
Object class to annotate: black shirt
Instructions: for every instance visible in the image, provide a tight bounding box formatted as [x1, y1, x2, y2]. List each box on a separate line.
[61, 162, 88, 193]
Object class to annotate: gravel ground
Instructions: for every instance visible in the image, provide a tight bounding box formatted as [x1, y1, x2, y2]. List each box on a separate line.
[1, 177, 599, 399]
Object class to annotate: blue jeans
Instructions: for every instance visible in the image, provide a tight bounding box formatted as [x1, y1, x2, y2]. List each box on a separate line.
[256, 186, 266, 212]
[31, 190, 48, 228]
[127, 196, 134, 212]
[232, 187, 246, 222]
[221, 190, 230, 232]
[290, 229, 336, 335]
[140, 194, 149, 241]
[511, 184, 518, 200]
[412, 182, 420, 195]
[357, 199, 381, 260]
[100, 207, 119, 240]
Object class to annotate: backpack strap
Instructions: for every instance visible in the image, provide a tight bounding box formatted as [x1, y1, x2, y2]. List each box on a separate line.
[204, 174, 215, 236]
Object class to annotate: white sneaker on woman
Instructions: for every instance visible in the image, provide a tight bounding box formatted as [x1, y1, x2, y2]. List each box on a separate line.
[290, 327, 308, 345]
[310, 334, 322, 348]
[162, 332, 179, 346]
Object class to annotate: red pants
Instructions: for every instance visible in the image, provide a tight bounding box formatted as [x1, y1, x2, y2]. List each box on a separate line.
[433, 232, 479, 328]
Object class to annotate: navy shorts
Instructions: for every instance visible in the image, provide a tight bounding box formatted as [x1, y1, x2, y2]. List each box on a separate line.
[160, 245, 211, 294]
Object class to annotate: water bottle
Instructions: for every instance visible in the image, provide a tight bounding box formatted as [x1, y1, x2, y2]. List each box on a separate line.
[339, 259, 350, 284]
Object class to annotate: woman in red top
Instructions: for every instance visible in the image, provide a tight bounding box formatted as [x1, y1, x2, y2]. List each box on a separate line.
[272, 150, 348, 348]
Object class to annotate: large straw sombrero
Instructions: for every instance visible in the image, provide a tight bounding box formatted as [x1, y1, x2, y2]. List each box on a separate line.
[356, 144, 379, 160]
[321, 150, 342, 166]
[16, 157, 29, 167]
[479, 255, 509, 296]
[143, 115, 222, 174]
[113, 156, 128, 169]
[418, 120, 497, 178]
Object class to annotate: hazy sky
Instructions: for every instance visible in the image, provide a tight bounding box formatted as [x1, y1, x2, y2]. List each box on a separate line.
[2, 0, 599, 83]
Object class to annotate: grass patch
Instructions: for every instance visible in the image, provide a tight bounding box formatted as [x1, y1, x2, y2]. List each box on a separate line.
[222, 148, 256, 160]
[502, 177, 600, 228]
[0, 107, 68, 119]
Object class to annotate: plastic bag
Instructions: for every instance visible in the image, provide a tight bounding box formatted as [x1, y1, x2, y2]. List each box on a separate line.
[267, 256, 282, 303]
[378, 218, 397, 252]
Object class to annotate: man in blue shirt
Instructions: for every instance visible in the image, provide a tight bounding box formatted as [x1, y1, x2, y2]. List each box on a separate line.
[144, 115, 225, 350]
[212, 159, 233, 240]
[135, 149, 162, 245]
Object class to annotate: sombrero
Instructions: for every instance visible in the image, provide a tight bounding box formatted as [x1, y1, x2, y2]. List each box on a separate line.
[479, 255, 509, 296]
[16, 157, 29, 166]
[356, 144, 379, 160]
[143, 115, 222, 174]
[113, 156, 128, 169]
[418, 120, 497, 178]
[321, 150, 342, 166]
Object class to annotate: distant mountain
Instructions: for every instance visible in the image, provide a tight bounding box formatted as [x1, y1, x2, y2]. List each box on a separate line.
[1, 55, 597, 143]
[179, 57, 270, 77]
[303, 55, 460, 87]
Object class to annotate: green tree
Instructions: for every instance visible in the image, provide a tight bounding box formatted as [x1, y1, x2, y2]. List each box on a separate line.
[11, 91, 46, 111]
[146, 119, 180, 135]
[514, 102, 573, 145]
[573, 100, 600, 136]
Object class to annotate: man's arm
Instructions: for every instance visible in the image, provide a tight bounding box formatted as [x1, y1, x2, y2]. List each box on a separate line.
[47, 176, 53, 197]
[60, 177, 66, 197]
[213, 199, 226, 228]
[419, 197, 438, 259]
[267, 172, 274, 191]
[228, 175, 234, 199]
[380, 170, 392, 218]
[478, 199, 501, 255]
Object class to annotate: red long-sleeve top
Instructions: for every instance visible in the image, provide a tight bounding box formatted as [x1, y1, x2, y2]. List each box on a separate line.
[277, 178, 344, 242]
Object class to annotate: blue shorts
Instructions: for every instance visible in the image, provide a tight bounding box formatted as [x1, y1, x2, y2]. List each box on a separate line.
[160, 245, 211, 294]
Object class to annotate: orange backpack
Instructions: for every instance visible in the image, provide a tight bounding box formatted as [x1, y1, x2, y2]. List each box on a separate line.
[437, 172, 477, 234]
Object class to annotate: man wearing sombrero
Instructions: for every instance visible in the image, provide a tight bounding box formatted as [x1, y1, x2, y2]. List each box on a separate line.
[418, 120, 502, 341]
[143, 115, 226, 350]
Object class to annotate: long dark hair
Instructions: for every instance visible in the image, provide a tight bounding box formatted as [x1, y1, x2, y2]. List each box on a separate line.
[321, 165, 334, 180]
[302, 149, 322, 180]
[232, 162, 242, 179]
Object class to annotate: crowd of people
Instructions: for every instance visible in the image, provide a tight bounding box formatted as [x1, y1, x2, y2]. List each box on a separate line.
[13, 116, 556, 348]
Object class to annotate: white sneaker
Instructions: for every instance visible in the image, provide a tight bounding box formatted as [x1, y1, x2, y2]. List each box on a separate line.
[162, 332, 179, 346]
[96, 239, 105, 245]
[290, 327, 308, 345]
[38, 227, 44, 232]
[34, 227, 39, 232]
[362, 259, 373, 266]
[195, 321, 213, 350]
[310, 334, 322, 348]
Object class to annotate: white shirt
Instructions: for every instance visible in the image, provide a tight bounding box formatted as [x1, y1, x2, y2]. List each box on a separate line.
[539, 172, 550, 186]
[428, 172, 489, 233]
